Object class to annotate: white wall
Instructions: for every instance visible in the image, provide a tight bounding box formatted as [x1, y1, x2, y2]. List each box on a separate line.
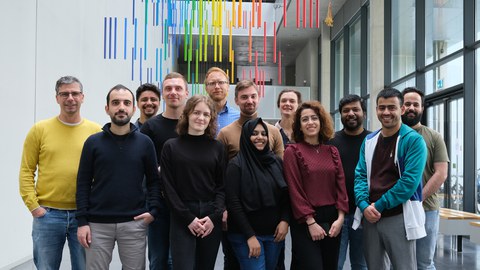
[295, 38, 319, 100]
[0, 1, 174, 268]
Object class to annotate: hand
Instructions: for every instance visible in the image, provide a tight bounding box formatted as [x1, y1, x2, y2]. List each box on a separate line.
[222, 210, 228, 231]
[198, 216, 214, 238]
[329, 217, 344, 237]
[363, 203, 381, 223]
[134, 212, 154, 225]
[307, 222, 327, 241]
[188, 217, 206, 237]
[274, 221, 289, 242]
[77, 225, 91, 248]
[31, 207, 46, 218]
[247, 236, 261, 258]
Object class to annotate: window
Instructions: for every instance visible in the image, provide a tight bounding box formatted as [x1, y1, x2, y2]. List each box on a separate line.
[349, 19, 361, 95]
[391, 0, 416, 81]
[425, 0, 463, 65]
[425, 56, 463, 95]
[334, 36, 345, 106]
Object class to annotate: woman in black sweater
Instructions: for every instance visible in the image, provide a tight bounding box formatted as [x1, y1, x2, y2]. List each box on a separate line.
[160, 95, 226, 270]
[226, 118, 290, 270]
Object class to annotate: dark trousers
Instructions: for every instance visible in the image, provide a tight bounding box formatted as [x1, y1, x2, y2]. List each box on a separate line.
[170, 201, 222, 270]
[290, 205, 341, 270]
[222, 231, 241, 270]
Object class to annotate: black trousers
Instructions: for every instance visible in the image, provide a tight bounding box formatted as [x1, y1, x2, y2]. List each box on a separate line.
[290, 205, 341, 270]
[170, 201, 222, 270]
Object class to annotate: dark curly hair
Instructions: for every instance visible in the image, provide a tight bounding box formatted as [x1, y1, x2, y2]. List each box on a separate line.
[176, 95, 217, 139]
[292, 101, 334, 144]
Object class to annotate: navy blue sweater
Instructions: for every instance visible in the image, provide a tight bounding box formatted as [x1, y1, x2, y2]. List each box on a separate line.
[76, 123, 161, 226]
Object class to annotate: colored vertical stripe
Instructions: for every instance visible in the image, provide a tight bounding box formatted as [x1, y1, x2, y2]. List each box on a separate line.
[144, 0, 148, 60]
[296, 0, 299, 28]
[263, 21, 266, 62]
[132, 0, 136, 24]
[109, 17, 112, 59]
[283, 0, 287, 27]
[140, 48, 143, 84]
[258, 0, 262, 28]
[114, 17, 117, 59]
[131, 47, 135, 80]
[124, 18, 127, 59]
[103, 17, 107, 59]
[155, 48, 159, 81]
[273, 22, 276, 63]
[303, 0, 306, 28]
[134, 18, 138, 59]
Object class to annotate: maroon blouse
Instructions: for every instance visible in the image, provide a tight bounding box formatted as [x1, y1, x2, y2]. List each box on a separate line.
[284, 142, 349, 223]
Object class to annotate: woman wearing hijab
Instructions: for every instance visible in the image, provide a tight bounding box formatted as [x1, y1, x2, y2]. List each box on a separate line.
[226, 118, 290, 270]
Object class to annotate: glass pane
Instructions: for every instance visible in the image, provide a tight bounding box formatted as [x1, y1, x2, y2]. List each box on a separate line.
[335, 36, 345, 106]
[349, 18, 361, 96]
[333, 112, 341, 132]
[391, 77, 416, 92]
[425, 0, 463, 65]
[425, 56, 463, 95]
[427, 104, 446, 208]
[365, 98, 371, 130]
[477, 0, 480, 40]
[448, 98, 464, 210]
[391, 0, 416, 81]
[476, 50, 480, 213]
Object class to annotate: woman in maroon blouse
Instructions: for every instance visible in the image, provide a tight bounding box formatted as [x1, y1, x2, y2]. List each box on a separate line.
[283, 101, 349, 270]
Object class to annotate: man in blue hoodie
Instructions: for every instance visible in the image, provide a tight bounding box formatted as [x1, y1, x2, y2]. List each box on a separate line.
[354, 88, 427, 270]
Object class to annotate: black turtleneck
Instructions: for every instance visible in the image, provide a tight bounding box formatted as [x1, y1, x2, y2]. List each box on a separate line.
[161, 134, 226, 225]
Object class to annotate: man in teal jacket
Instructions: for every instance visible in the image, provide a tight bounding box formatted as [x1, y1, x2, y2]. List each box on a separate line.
[353, 88, 427, 270]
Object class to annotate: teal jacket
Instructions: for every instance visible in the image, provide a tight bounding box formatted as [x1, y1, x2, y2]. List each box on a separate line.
[354, 124, 427, 212]
[353, 124, 427, 239]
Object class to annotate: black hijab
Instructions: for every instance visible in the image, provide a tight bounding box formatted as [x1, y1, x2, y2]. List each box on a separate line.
[236, 118, 287, 212]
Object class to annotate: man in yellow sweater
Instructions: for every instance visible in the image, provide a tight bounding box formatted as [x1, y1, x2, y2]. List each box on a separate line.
[19, 76, 101, 270]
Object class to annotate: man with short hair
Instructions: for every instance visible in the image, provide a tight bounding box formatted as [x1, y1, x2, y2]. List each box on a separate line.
[141, 72, 189, 270]
[204, 67, 240, 131]
[134, 83, 161, 129]
[19, 76, 101, 270]
[217, 80, 284, 270]
[329, 94, 369, 270]
[76, 85, 161, 269]
[402, 87, 449, 270]
[354, 88, 427, 270]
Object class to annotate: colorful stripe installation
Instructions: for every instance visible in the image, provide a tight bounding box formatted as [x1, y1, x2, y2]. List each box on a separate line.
[102, 0, 324, 88]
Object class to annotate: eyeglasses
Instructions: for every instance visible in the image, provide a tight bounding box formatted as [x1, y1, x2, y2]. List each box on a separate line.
[57, 91, 83, 99]
[206, 81, 229, 87]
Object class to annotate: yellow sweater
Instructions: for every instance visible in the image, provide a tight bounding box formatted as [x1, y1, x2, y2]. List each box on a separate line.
[19, 117, 101, 211]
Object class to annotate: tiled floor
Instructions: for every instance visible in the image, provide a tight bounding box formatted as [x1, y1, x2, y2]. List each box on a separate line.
[11, 234, 480, 269]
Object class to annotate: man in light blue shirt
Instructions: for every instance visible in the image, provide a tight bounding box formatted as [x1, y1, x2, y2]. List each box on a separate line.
[204, 67, 240, 132]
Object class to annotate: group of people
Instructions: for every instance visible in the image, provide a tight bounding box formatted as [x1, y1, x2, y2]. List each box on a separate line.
[19, 68, 449, 270]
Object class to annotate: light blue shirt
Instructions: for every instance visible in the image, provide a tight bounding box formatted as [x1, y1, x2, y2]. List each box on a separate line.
[217, 101, 240, 134]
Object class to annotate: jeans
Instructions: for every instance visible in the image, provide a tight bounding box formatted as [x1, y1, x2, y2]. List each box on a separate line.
[148, 198, 173, 270]
[228, 233, 284, 270]
[416, 210, 439, 270]
[337, 214, 367, 270]
[32, 207, 85, 270]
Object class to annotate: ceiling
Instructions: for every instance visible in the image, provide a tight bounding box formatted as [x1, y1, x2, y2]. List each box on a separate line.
[177, 0, 347, 68]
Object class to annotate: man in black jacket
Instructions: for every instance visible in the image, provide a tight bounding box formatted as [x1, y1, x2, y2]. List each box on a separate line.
[76, 84, 161, 270]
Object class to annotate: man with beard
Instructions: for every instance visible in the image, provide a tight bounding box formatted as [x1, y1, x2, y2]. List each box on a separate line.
[134, 83, 161, 129]
[141, 72, 189, 270]
[402, 87, 449, 270]
[328, 95, 369, 270]
[204, 67, 240, 132]
[76, 85, 161, 269]
[354, 88, 427, 270]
